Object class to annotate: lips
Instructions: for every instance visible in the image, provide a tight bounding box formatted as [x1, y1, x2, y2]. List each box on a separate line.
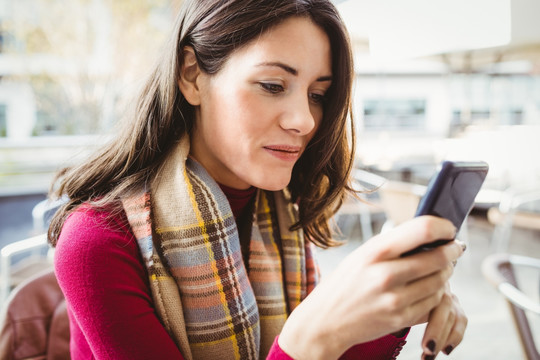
[264, 145, 301, 153]
[263, 145, 302, 161]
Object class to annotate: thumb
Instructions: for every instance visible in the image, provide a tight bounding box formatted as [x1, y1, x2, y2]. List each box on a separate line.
[366, 216, 457, 261]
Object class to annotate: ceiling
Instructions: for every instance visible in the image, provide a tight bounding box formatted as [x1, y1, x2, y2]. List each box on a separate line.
[335, 0, 540, 73]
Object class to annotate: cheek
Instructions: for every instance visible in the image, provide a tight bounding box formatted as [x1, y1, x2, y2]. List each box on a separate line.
[204, 80, 275, 146]
[203, 87, 239, 130]
[226, 91, 269, 134]
[204, 91, 256, 152]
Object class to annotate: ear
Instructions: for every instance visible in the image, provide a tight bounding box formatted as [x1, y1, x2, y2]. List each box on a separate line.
[178, 46, 202, 106]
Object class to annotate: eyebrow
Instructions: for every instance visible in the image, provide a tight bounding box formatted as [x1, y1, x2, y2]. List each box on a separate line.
[256, 61, 332, 82]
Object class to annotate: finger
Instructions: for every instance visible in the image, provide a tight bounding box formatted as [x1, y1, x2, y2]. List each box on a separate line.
[418, 295, 453, 357]
[367, 216, 457, 261]
[397, 286, 446, 327]
[384, 241, 463, 286]
[421, 294, 455, 356]
[442, 296, 468, 355]
[379, 267, 452, 329]
[399, 265, 453, 305]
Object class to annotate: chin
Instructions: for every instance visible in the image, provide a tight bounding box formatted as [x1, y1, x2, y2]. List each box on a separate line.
[258, 184, 287, 191]
[252, 175, 291, 192]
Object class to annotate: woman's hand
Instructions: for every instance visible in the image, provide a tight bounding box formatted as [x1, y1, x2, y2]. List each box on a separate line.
[278, 216, 465, 360]
[420, 283, 468, 359]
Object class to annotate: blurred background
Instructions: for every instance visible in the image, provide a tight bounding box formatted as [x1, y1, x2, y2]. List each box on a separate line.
[0, 0, 539, 359]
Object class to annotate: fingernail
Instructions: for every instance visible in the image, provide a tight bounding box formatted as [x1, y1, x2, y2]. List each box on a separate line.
[456, 239, 467, 252]
[427, 339, 436, 353]
[423, 355, 435, 360]
[444, 345, 454, 355]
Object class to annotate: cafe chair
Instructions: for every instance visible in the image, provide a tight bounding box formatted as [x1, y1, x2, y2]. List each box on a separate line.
[0, 268, 70, 360]
[0, 234, 53, 305]
[0, 197, 71, 358]
[1, 197, 66, 304]
[482, 253, 540, 360]
[488, 185, 540, 252]
[334, 169, 386, 241]
[32, 197, 67, 235]
[378, 180, 426, 231]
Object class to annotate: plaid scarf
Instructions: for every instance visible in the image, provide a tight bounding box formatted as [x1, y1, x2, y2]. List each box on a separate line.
[122, 139, 319, 360]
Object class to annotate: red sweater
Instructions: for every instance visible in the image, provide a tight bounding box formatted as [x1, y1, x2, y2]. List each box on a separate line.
[54, 186, 407, 359]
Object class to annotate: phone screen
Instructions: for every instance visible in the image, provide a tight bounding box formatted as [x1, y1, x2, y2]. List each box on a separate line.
[402, 161, 489, 257]
[415, 161, 489, 229]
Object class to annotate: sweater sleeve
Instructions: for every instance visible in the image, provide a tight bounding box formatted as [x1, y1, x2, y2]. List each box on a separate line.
[54, 207, 183, 360]
[267, 331, 408, 360]
[338, 331, 409, 360]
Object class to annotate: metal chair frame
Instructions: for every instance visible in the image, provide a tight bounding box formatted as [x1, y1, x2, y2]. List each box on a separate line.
[482, 253, 540, 360]
[0, 234, 51, 304]
[490, 186, 540, 251]
[1, 197, 64, 304]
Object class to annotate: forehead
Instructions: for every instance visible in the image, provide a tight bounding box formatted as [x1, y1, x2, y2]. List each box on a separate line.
[223, 16, 332, 75]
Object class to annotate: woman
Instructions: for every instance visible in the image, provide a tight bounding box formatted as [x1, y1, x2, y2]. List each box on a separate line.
[49, 0, 467, 359]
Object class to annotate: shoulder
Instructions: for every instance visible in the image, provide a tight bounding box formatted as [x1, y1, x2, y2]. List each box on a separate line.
[56, 204, 134, 250]
[53, 204, 150, 304]
[54, 205, 139, 279]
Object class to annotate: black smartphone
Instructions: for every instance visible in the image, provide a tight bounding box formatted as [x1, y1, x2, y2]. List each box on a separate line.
[401, 161, 489, 257]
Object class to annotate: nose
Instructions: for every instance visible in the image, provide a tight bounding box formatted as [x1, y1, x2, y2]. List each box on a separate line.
[279, 95, 317, 136]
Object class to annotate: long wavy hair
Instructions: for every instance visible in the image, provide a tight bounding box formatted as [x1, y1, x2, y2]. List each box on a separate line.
[49, 0, 356, 248]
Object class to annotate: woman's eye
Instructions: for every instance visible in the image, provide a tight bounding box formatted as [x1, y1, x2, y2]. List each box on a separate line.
[310, 92, 326, 104]
[259, 82, 284, 94]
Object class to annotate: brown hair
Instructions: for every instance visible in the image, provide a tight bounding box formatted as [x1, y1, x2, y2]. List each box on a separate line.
[48, 0, 355, 248]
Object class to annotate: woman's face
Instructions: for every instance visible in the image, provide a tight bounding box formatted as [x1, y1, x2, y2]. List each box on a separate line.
[190, 16, 332, 190]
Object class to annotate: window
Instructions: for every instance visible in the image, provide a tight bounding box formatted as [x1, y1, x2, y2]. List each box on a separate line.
[363, 99, 426, 131]
[0, 0, 180, 138]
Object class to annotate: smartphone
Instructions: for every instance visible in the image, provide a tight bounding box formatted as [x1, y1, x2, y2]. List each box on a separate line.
[401, 160, 489, 257]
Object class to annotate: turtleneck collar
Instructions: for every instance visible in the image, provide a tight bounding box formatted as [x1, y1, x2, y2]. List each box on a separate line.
[218, 183, 257, 219]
